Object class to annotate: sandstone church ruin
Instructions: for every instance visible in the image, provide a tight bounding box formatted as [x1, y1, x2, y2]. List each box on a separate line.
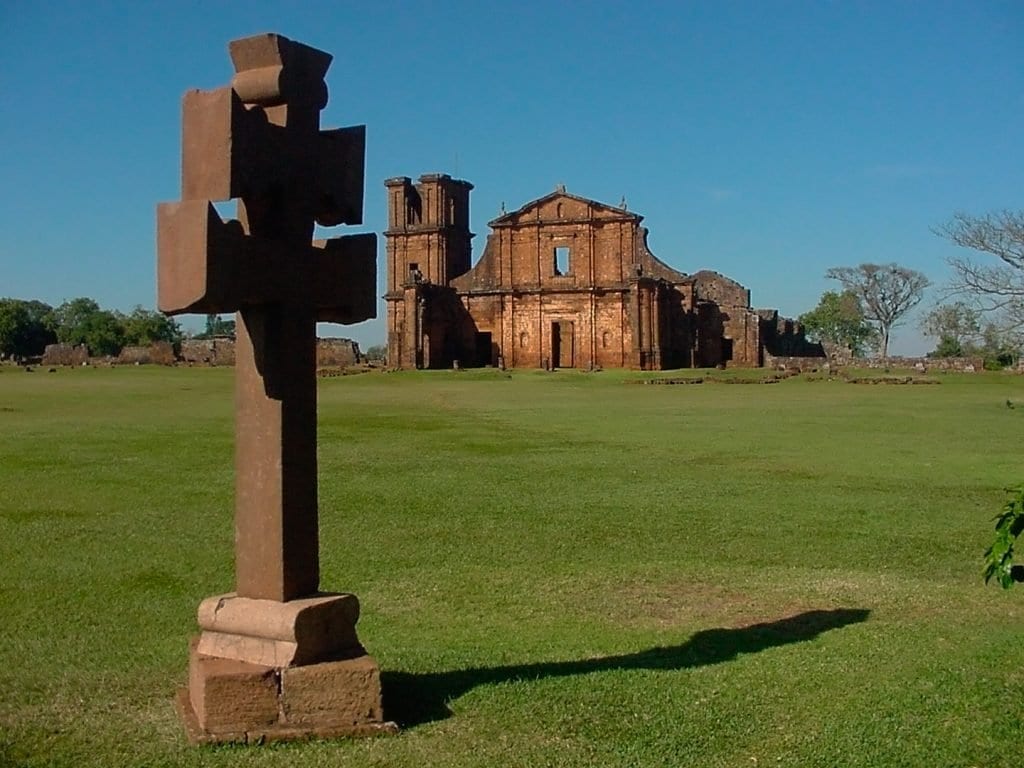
[385, 174, 819, 370]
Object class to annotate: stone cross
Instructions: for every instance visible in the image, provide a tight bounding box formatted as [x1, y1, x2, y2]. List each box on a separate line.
[157, 34, 389, 743]
[157, 33, 374, 602]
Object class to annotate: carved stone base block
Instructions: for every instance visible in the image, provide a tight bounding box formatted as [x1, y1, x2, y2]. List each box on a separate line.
[179, 638, 396, 744]
[178, 592, 396, 744]
[195, 592, 363, 667]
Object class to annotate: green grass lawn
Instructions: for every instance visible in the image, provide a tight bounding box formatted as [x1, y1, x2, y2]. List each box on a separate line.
[1, 364, 1023, 767]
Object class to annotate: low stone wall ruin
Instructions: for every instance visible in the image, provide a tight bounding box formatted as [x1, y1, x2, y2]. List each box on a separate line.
[117, 341, 176, 366]
[849, 356, 983, 373]
[41, 343, 89, 366]
[763, 353, 831, 372]
[178, 337, 362, 367]
[316, 338, 361, 368]
[765, 351, 984, 373]
[180, 338, 236, 366]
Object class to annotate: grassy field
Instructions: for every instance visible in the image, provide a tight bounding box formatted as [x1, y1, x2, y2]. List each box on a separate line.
[1, 364, 1023, 767]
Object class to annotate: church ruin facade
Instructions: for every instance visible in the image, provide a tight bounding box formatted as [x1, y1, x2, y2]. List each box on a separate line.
[385, 174, 819, 370]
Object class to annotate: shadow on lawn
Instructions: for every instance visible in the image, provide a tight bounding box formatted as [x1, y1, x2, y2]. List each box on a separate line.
[382, 607, 870, 728]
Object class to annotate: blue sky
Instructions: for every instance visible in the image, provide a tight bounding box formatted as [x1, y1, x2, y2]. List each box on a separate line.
[2, 1, 1022, 354]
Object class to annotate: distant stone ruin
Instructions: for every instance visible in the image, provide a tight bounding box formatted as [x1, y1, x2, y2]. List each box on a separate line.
[180, 337, 362, 367]
[117, 341, 176, 366]
[179, 338, 236, 366]
[316, 338, 361, 368]
[764, 352, 985, 374]
[35, 337, 363, 368]
[385, 175, 823, 370]
[41, 343, 88, 366]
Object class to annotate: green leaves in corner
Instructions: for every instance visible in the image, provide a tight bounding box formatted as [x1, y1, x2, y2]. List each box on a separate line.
[983, 484, 1024, 589]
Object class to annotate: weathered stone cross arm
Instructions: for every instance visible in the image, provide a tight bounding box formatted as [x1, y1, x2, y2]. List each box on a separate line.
[157, 201, 375, 325]
[156, 32, 375, 324]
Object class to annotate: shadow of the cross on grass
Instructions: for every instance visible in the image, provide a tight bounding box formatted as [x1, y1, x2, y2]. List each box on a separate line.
[381, 607, 870, 728]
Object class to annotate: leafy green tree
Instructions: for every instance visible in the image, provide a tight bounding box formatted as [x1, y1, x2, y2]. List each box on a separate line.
[79, 311, 126, 356]
[798, 290, 877, 357]
[984, 485, 1024, 589]
[51, 297, 101, 342]
[976, 323, 1020, 369]
[825, 263, 930, 357]
[364, 344, 387, 362]
[920, 302, 980, 358]
[0, 298, 57, 358]
[195, 313, 235, 339]
[930, 336, 964, 358]
[122, 306, 182, 346]
[51, 297, 125, 356]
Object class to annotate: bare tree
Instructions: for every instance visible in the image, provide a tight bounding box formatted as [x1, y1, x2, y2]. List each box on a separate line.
[936, 210, 1024, 334]
[825, 263, 930, 358]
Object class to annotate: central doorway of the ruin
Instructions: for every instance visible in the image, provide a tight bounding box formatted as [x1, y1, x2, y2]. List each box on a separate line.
[475, 331, 492, 366]
[551, 321, 575, 368]
[722, 337, 733, 364]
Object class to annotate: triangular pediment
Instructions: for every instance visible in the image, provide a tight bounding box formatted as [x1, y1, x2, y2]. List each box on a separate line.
[489, 189, 641, 227]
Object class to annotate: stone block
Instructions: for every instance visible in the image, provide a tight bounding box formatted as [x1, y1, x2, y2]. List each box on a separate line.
[281, 655, 383, 727]
[188, 644, 279, 734]
[195, 592, 363, 667]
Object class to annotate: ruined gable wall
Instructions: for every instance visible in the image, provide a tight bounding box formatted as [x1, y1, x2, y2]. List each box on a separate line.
[453, 197, 641, 292]
[452, 195, 646, 369]
[691, 271, 750, 308]
[635, 229, 689, 284]
[688, 271, 760, 367]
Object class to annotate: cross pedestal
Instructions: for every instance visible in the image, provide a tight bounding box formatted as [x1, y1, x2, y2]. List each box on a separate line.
[156, 33, 393, 743]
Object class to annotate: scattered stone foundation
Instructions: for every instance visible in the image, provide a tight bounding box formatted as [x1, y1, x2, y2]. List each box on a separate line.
[766, 352, 986, 374]
[853, 356, 983, 373]
[763, 353, 831, 372]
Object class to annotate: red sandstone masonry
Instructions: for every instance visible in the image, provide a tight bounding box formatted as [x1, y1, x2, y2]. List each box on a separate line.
[385, 177, 818, 370]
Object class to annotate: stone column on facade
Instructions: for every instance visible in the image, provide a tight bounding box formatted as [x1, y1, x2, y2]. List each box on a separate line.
[651, 286, 662, 370]
[416, 292, 426, 368]
[639, 284, 653, 370]
[628, 282, 641, 369]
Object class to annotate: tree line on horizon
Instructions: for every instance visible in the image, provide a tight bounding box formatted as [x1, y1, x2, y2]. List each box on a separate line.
[0, 299, 239, 360]
[5, 211, 1023, 367]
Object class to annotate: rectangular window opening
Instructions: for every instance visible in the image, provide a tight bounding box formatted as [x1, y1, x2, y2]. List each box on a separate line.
[554, 246, 570, 276]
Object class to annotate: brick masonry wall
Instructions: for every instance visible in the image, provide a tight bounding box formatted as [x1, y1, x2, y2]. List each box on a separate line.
[316, 338, 361, 368]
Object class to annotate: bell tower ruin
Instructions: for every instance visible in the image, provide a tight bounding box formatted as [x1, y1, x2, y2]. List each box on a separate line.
[384, 174, 474, 368]
[384, 174, 473, 289]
